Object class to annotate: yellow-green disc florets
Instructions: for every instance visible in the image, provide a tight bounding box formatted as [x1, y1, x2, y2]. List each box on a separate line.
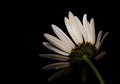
[69, 42, 97, 64]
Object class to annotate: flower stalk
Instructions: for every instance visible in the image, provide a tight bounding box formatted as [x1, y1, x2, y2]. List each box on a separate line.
[82, 55, 105, 84]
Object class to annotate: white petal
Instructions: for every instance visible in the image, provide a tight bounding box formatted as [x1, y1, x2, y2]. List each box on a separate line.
[43, 42, 69, 56]
[64, 17, 79, 44]
[41, 62, 70, 70]
[39, 54, 69, 61]
[95, 31, 102, 49]
[51, 24, 75, 50]
[48, 67, 72, 81]
[87, 21, 93, 43]
[94, 51, 106, 60]
[89, 18, 95, 44]
[44, 33, 70, 52]
[83, 14, 91, 42]
[74, 16, 87, 42]
[68, 11, 83, 44]
[98, 32, 109, 49]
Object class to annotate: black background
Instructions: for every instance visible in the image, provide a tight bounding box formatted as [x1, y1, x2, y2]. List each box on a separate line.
[30, 0, 118, 84]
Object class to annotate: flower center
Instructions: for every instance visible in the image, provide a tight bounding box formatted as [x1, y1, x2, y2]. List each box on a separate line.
[69, 42, 97, 64]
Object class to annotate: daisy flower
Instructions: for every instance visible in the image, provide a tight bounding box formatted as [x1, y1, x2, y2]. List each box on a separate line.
[39, 11, 109, 84]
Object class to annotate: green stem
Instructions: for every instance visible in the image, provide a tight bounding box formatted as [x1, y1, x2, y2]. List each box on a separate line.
[82, 55, 105, 84]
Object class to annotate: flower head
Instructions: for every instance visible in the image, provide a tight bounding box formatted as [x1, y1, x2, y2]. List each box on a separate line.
[40, 11, 109, 82]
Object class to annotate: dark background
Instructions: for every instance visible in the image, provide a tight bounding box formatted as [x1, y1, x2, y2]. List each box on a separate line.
[31, 0, 118, 84]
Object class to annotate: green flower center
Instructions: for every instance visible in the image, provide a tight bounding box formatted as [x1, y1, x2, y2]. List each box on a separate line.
[69, 42, 97, 64]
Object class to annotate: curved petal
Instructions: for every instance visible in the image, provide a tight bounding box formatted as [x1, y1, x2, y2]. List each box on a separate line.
[68, 11, 83, 44]
[83, 14, 90, 42]
[64, 17, 79, 44]
[89, 18, 95, 44]
[95, 31, 102, 49]
[44, 33, 71, 52]
[94, 51, 106, 60]
[98, 32, 109, 49]
[74, 16, 87, 42]
[43, 42, 69, 56]
[48, 67, 72, 81]
[51, 24, 75, 50]
[41, 62, 70, 70]
[39, 54, 69, 61]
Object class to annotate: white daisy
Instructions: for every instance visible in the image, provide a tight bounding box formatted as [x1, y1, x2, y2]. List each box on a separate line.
[39, 11, 109, 83]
